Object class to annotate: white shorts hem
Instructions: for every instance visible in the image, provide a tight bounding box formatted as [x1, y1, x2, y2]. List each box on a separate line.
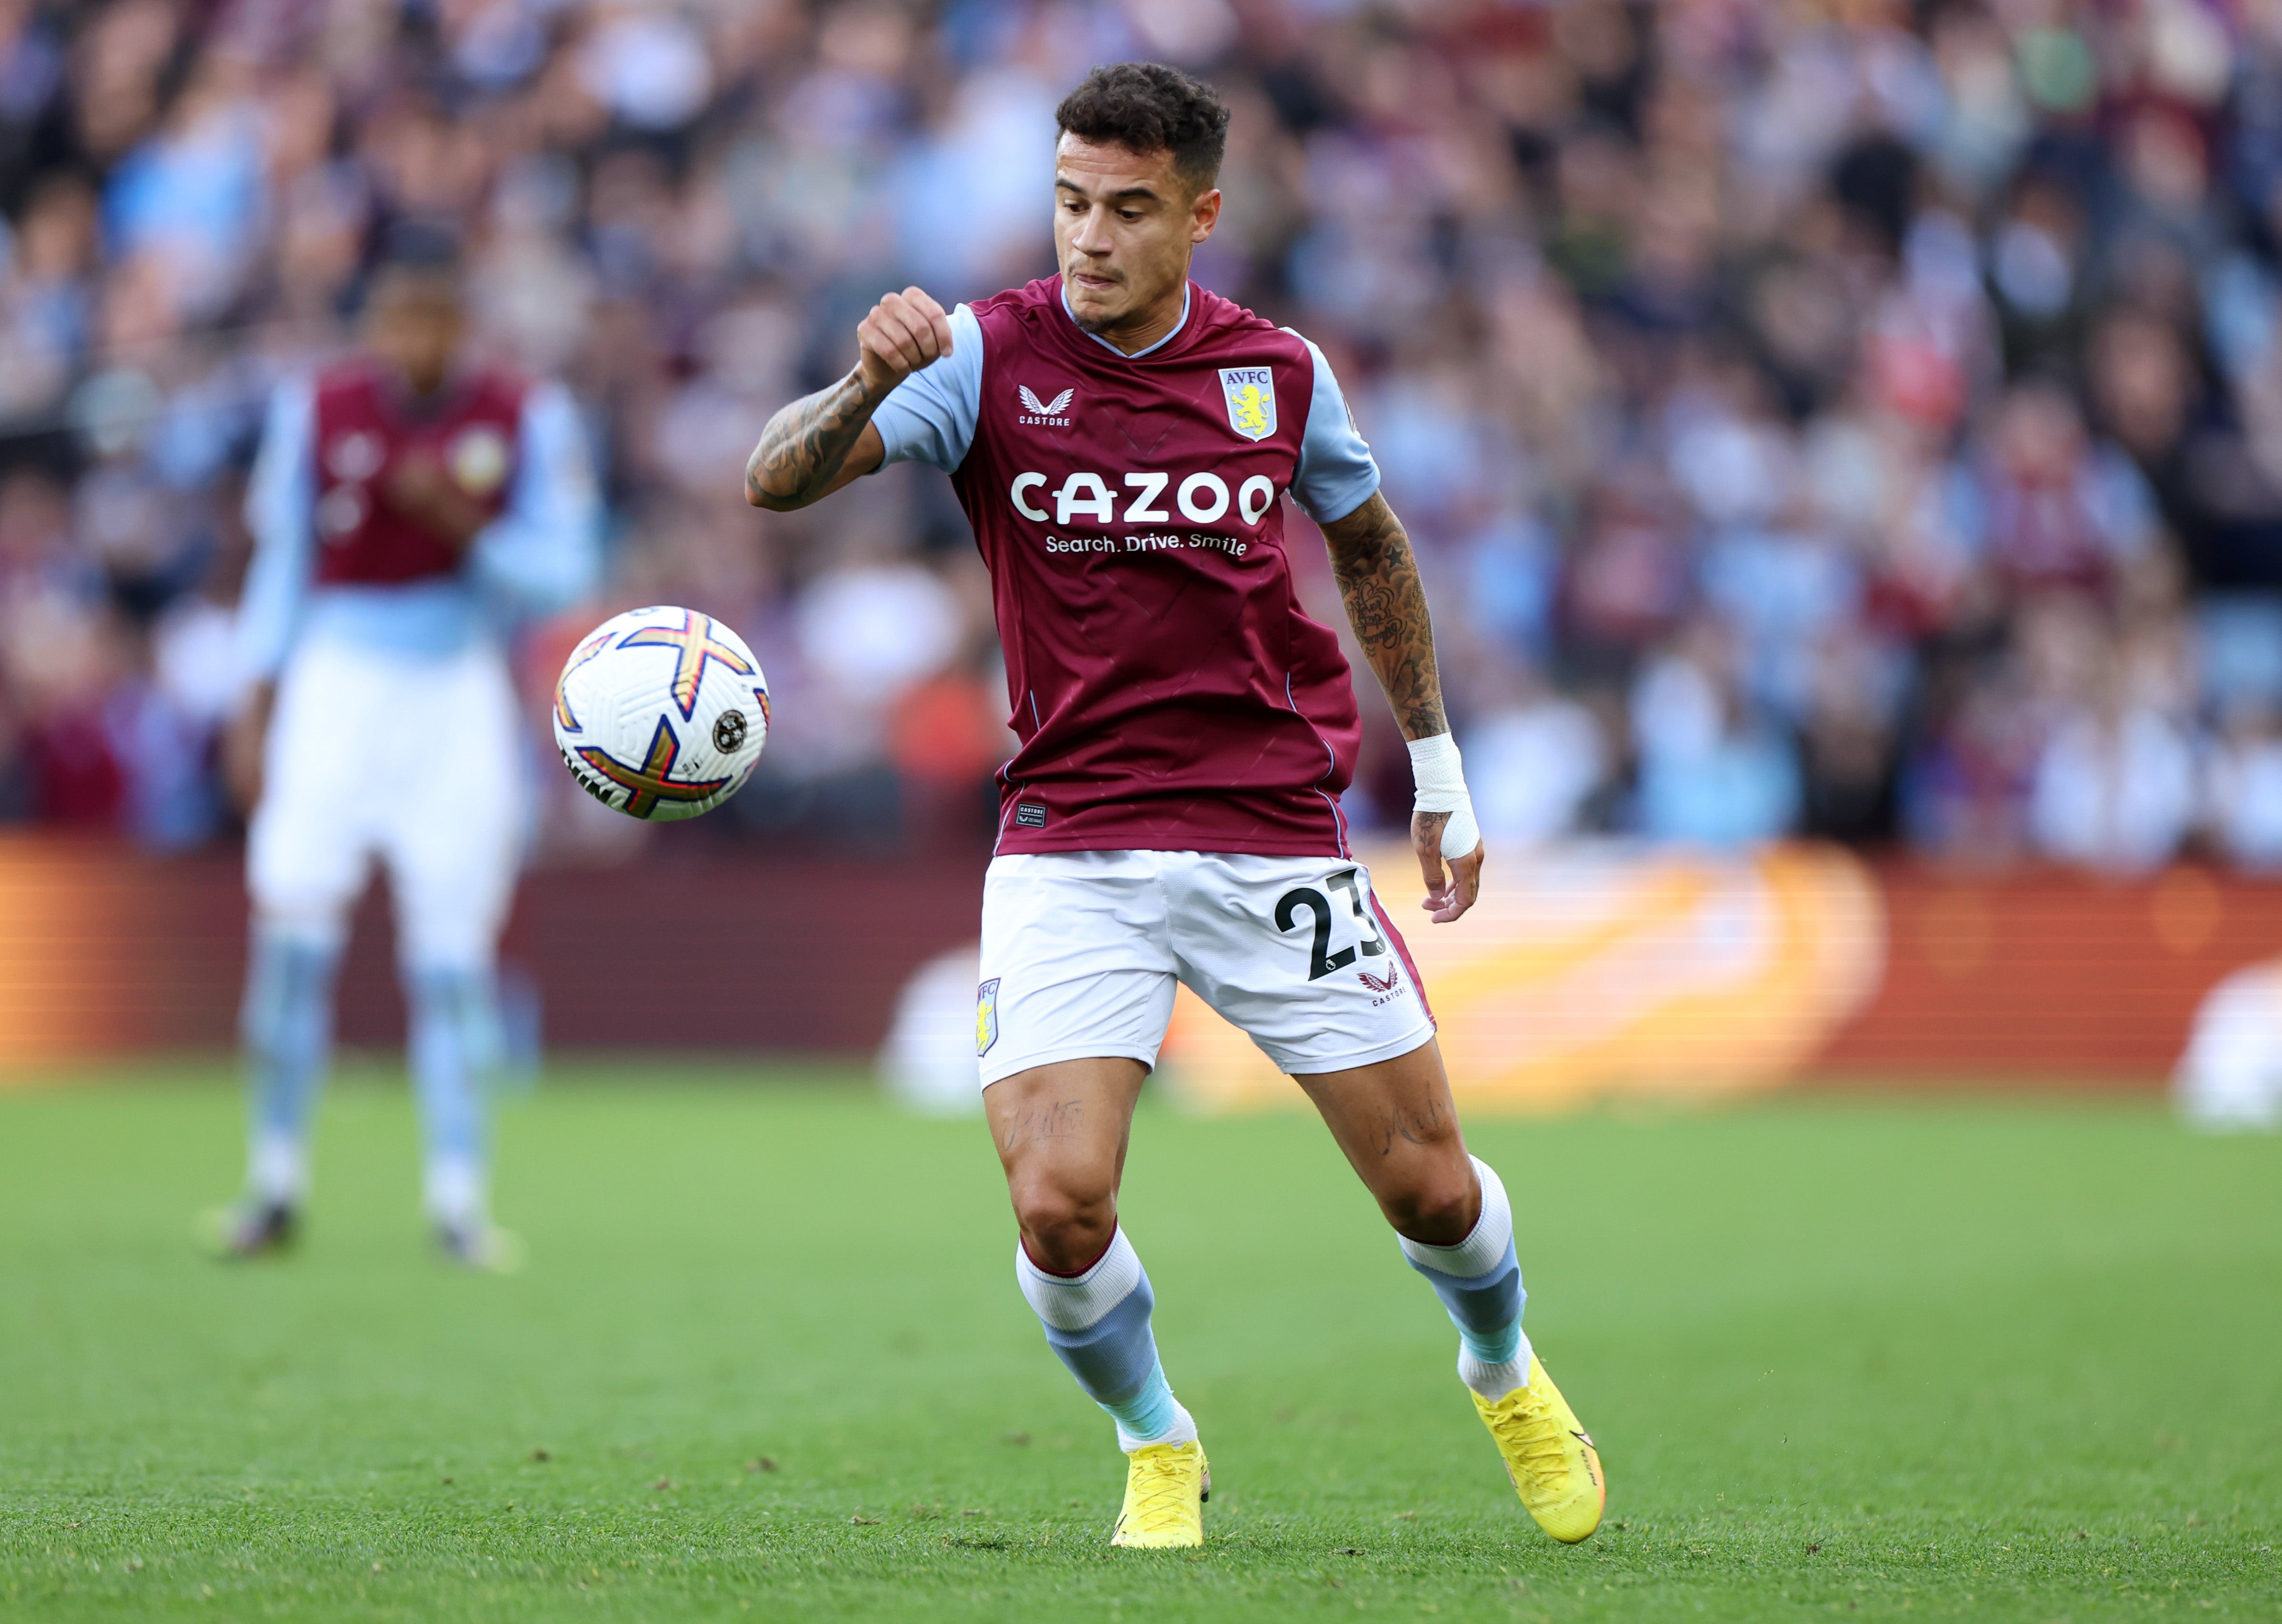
[980, 1043, 1162, 1091]
[1270, 1021, 1438, 1078]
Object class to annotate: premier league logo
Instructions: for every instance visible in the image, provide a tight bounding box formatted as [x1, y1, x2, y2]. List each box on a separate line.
[1218, 367, 1276, 441]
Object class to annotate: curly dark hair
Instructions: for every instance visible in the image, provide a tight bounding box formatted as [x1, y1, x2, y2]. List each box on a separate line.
[1054, 62, 1230, 194]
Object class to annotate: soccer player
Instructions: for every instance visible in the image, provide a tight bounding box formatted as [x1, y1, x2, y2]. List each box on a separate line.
[211, 221, 601, 1267]
[745, 64, 1602, 1547]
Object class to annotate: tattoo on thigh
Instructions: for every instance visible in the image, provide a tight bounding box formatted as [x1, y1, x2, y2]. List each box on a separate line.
[1378, 1097, 1444, 1156]
[1001, 1098, 1085, 1152]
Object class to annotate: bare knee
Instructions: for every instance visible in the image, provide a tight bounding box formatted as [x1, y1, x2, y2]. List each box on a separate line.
[1383, 1156, 1479, 1248]
[1009, 1172, 1117, 1274]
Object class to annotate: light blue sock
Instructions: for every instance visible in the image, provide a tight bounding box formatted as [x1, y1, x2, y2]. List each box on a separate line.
[1401, 1156, 1533, 1398]
[1015, 1227, 1196, 1450]
[406, 965, 504, 1226]
[1101, 1360, 1180, 1446]
[239, 929, 341, 1204]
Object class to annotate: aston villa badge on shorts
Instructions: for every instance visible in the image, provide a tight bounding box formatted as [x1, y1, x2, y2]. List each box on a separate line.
[975, 978, 1001, 1057]
[1218, 366, 1276, 441]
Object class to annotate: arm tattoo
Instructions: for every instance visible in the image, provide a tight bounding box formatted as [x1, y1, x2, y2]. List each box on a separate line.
[1321, 492, 1448, 740]
[744, 369, 877, 510]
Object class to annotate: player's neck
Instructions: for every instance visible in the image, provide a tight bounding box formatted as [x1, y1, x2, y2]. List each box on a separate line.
[383, 363, 460, 416]
[1064, 278, 1191, 358]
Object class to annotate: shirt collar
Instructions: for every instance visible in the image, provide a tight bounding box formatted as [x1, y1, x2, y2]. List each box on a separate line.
[1060, 280, 1190, 359]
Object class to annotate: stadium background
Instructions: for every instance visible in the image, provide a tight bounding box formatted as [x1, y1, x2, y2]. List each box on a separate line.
[3, 0, 2282, 1101]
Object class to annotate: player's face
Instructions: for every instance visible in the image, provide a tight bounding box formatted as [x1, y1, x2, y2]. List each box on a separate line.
[1053, 135, 1221, 338]
[366, 271, 466, 396]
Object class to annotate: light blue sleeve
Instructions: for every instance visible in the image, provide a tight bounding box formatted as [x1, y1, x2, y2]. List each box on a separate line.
[235, 377, 318, 681]
[869, 303, 984, 474]
[1285, 332, 1382, 524]
[470, 380, 605, 618]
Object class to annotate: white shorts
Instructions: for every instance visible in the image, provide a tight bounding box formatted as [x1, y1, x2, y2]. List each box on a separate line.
[249, 636, 525, 970]
[976, 849, 1436, 1088]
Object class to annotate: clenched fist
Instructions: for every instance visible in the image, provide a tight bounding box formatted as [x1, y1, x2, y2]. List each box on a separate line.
[856, 287, 954, 398]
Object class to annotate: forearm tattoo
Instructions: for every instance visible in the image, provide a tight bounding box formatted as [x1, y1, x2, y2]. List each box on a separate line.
[744, 369, 875, 508]
[1323, 492, 1448, 740]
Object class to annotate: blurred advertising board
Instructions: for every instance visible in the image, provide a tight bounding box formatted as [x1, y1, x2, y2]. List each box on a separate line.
[7, 833, 2282, 1094]
[1161, 842, 1885, 1114]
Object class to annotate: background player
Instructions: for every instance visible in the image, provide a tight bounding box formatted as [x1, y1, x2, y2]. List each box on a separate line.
[211, 222, 601, 1267]
[747, 64, 1601, 1547]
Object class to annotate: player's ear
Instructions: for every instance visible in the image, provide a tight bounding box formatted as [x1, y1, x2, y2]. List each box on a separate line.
[1190, 186, 1221, 246]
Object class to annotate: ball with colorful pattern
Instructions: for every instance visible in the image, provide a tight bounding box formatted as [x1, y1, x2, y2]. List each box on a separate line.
[552, 606, 769, 821]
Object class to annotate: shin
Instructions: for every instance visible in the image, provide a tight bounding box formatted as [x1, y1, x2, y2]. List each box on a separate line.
[1402, 1156, 1532, 1398]
[239, 923, 344, 1206]
[988, 1058, 1192, 1448]
[405, 964, 504, 1229]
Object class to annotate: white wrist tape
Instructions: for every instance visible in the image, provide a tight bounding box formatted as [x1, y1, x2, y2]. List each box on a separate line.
[1407, 732, 1481, 860]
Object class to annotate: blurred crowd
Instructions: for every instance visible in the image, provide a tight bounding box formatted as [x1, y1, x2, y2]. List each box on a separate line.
[5, 0, 2282, 872]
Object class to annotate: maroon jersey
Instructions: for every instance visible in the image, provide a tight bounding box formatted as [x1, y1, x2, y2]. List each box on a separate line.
[947, 279, 1364, 857]
[310, 361, 528, 586]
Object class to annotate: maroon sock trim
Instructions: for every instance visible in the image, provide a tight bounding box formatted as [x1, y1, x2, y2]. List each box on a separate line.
[1020, 1230, 1116, 1279]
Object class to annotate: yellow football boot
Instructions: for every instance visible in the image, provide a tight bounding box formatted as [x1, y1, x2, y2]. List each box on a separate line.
[1109, 1439, 1210, 1548]
[1471, 1355, 1604, 1543]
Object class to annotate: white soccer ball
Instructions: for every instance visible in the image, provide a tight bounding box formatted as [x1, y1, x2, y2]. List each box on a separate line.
[552, 606, 769, 821]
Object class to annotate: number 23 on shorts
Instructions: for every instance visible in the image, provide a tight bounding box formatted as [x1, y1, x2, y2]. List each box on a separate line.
[1275, 868, 1388, 981]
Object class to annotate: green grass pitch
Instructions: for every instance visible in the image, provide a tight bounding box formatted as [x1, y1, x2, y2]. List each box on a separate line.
[2, 1064, 2278, 1622]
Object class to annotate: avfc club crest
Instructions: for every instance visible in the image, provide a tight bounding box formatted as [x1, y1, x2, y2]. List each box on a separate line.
[1218, 367, 1276, 442]
[975, 978, 1001, 1057]
[448, 425, 512, 496]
